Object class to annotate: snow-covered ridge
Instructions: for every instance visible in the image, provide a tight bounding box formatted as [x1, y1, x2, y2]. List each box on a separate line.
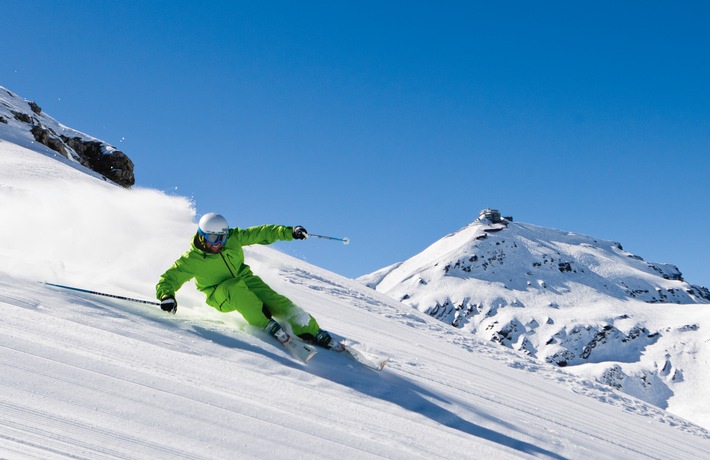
[364, 216, 708, 304]
[361, 212, 710, 428]
[0, 85, 134, 187]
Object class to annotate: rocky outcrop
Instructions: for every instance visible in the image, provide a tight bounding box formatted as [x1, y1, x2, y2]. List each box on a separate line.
[1, 88, 135, 187]
[61, 136, 135, 187]
[543, 324, 659, 367]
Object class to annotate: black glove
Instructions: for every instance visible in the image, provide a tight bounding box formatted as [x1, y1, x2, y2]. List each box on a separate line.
[292, 226, 308, 240]
[160, 296, 177, 314]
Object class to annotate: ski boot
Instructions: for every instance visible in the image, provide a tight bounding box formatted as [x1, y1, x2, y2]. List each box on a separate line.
[265, 319, 291, 344]
[312, 329, 344, 352]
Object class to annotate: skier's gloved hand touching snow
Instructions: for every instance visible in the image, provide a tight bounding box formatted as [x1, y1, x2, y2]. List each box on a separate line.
[160, 296, 177, 314]
[292, 226, 308, 240]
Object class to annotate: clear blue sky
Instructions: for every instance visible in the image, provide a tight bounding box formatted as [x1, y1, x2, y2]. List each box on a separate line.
[4, 1, 709, 285]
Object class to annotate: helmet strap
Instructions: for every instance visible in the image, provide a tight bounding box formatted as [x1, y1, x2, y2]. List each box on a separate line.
[194, 233, 210, 252]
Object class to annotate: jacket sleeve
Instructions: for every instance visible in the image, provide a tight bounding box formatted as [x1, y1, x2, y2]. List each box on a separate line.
[235, 225, 293, 246]
[156, 253, 197, 300]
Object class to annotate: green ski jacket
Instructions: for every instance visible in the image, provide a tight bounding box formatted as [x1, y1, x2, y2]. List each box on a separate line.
[156, 225, 294, 304]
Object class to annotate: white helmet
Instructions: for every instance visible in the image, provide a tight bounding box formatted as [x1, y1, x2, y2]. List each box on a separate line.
[198, 213, 229, 245]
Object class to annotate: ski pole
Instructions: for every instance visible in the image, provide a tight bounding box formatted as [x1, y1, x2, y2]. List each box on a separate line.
[45, 282, 160, 306]
[308, 233, 350, 245]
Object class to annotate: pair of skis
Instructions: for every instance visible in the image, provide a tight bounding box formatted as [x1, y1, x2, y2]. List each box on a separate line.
[279, 335, 388, 371]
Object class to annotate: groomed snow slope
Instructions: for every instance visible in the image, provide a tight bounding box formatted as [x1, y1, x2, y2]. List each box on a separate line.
[1, 142, 709, 459]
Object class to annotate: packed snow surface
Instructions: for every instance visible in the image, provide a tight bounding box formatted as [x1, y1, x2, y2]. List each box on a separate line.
[2, 136, 710, 457]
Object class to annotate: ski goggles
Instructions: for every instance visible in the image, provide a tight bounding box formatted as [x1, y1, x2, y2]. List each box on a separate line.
[198, 228, 228, 246]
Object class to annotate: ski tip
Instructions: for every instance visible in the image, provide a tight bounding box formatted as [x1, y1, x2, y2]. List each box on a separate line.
[341, 343, 389, 371]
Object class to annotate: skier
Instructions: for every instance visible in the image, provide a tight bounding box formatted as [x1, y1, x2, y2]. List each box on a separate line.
[156, 213, 341, 350]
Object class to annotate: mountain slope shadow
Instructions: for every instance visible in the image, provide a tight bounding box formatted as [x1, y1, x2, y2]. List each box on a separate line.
[180, 321, 565, 458]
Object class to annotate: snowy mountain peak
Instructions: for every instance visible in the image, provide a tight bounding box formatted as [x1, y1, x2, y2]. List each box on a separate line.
[361, 211, 710, 425]
[0, 86, 134, 187]
[364, 211, 709, 306]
